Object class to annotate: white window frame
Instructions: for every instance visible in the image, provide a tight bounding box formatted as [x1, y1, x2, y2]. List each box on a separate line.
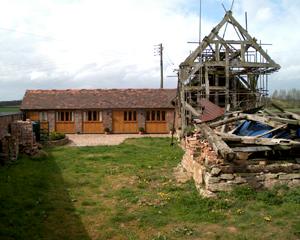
[39, 111, 48, 121]
[84, 111, 102, 122]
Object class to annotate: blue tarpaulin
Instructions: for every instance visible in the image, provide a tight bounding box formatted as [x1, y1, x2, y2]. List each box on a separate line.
[233, 120, 290, 139]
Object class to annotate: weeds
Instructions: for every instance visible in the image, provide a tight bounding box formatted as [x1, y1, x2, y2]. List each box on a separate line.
[0, 138, 299, 240]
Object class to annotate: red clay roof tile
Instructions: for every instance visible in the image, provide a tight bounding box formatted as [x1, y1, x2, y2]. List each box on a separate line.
[21, 89, 177, 110]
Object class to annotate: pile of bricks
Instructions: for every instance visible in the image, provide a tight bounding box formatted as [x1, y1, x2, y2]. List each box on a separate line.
[11, 120, 39, 155]
[1, 136, 19, 162]
[0, 120, 39, 164]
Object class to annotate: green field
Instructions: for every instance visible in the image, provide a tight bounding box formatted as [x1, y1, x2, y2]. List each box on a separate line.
[0, 106, 20, 113]
[0, 138, 299, 240]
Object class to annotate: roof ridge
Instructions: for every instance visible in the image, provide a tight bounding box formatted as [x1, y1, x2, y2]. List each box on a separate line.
[26, 88, 177, 93]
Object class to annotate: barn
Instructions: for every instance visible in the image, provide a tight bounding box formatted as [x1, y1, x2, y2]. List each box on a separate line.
[20, 89, 177, 134]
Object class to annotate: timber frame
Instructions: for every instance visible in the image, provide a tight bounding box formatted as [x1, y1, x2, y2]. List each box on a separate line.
[178, 11, 280, 132]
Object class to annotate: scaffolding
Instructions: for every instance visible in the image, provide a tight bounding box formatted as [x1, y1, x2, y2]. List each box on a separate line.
[178, 11, 281, 132]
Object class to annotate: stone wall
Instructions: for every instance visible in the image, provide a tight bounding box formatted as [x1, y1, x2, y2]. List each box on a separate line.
[1, 120, 38, 164]
[48, 111, 55, 132]
[74, 110, 83, 133]
[166, 110, 175, 132]
[181, 135, 300, 197]
[103, 110, 112, 131]
[0, 113, 23, 139]
[137, 109, 146, 130]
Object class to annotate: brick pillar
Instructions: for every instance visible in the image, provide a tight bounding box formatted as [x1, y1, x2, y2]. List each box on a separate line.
[75, 110, 83, 133]
[48, 111, 55, 132]
[137, 109, 145, 130]
[103, 110, 112, 132]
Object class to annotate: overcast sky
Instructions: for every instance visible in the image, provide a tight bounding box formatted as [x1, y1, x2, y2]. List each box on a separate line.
[0, 0, 299, 100]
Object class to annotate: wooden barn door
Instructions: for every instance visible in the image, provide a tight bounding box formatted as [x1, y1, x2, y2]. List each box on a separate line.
[145, 110, 168, 133]
[112, 110, 138, 133]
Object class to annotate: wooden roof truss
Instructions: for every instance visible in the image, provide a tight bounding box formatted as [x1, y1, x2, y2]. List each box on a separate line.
[178, 11, 281, 131]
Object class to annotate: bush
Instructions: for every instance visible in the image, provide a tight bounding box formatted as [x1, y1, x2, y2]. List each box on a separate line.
[183, 125, 195, 136]
[138, 127, 145, 132]
[49, 132, 66, 141]
[104, 127, 110, 133]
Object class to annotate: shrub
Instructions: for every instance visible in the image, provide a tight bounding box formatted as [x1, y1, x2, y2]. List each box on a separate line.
[49, 132, 66, 141]
[104, 127, 110, 133]
[183, 125, 195, 136]
[138, 127, 145, 133]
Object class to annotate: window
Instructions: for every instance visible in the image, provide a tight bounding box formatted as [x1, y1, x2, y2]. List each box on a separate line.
[146, 110, 166, 122]
[146, 111, 151, 121]
[124, 110, 137, 122]
[162, 111, 166, 121]
[84, 111, 102, 122]
[39, 112, 48, 121]
[56, 111, 74, 122]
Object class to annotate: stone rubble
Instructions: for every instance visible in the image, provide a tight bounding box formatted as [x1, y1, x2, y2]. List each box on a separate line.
[1, 120, 40, 164]
[179, 134, 300, 197]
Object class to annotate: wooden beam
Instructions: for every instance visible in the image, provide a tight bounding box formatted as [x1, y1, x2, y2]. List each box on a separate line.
[182, 13, 229, 65]
[205, 66, 209, 99]
[217, 132, 300, 148]
[254, 124, 287, 138]
[271, 102, 300, 120]
[227, 12, 280, 69]
[225, 49, 230, 107]
[185, 102, 201, 117]
[209, 115, 245, 128]
[232, 146, 272, 153]
[240, 113, 281, 128]
[221, 104, 231, 133]
[269, 117, 300, 126]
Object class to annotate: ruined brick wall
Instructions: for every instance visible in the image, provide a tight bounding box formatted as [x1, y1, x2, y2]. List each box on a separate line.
[103, 110, 112, 131]
[181, 136, 300, 197]
[0, 113, 22, 140]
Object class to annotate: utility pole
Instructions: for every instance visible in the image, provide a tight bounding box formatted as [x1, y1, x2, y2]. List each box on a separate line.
[154, 43, 164, 88]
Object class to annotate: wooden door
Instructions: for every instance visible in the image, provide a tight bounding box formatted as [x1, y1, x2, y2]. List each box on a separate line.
[56, 122, 75, 133]
[145, 110, 168, 133]
[83, 122, 104, 133]
[27, 111, 39, 121]
[112, 110, 138, 133]
[145, 122, 168, 133]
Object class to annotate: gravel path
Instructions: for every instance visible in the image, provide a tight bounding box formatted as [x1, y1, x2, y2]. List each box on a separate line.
[66, 133, 171, 146]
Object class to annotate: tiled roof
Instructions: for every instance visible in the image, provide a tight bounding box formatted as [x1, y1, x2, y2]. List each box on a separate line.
[199, 99, 224, 122]
[21, 89, 177, 110]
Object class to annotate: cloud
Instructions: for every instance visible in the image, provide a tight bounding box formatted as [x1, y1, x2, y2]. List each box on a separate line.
[0, 0, 299, 100]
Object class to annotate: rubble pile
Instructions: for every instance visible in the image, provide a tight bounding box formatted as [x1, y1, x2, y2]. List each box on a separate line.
[1, 120, 40, 164]
[179, 106, 300, 197]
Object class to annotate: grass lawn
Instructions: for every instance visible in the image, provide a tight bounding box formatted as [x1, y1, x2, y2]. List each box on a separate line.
[0, 106, 20, 113]
[0, 138, 299, 240]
